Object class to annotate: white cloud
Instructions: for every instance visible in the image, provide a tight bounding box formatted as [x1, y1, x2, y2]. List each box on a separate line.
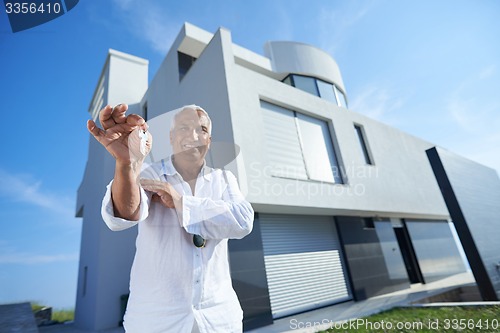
[349, 85, 406, 123]
[317, 1, 375, 55]
[444, 65, 500, 173]
[0, 252, 78, 265]
[270, 3, 294, 41]
[0, 169, 74, 217]
[479, 64, 496, 80]
[0, 240, 78, 265]
[111, 0, 134, 11]
[110, 0, 179, 55]
[447, 67, 500, 135]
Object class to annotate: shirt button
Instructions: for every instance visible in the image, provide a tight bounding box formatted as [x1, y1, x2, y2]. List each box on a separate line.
[195, 280, 199, 284]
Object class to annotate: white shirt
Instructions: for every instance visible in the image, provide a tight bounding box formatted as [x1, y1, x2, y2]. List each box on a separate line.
[101, 157, 254, 333]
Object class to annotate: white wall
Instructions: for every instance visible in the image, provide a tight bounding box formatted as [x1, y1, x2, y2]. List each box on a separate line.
[75, 50, 148, 330]
[226, 41, 448, 219]
[264, 41, 346, 91]
[143, 23, 449, 220]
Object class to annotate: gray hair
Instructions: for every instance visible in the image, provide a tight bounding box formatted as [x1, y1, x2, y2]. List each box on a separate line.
[170, 104, 212, 135]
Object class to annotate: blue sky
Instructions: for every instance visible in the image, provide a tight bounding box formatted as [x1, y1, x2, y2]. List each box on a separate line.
[1, 0, 499, 309]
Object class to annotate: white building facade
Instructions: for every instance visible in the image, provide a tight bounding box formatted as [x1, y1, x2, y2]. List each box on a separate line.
[75, 23, 473, 331]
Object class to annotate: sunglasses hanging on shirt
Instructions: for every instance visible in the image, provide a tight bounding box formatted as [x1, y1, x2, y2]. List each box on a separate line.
[193, 234, 206, 248]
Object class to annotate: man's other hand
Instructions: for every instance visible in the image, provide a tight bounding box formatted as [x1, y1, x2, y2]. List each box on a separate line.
[140, 179, 182, 209]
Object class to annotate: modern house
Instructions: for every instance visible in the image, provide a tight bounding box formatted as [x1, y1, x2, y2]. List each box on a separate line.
[75, 22, 499, 331]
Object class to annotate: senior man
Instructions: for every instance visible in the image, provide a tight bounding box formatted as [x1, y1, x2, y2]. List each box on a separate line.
[87, 104, 254, 333]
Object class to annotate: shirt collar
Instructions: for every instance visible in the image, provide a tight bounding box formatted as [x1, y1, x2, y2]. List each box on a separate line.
[161, 156, 212, 181]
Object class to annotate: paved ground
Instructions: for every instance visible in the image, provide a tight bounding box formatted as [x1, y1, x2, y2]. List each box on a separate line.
[39, 272, 475, 333]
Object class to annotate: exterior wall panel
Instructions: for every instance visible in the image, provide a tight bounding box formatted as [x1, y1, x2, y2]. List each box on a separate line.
[229, 62, 448, 219]
[405, 220, 467, 283]
[336, 216, 410, 300]
[427, 147, 500, 300]
[228, 214, 273, 331]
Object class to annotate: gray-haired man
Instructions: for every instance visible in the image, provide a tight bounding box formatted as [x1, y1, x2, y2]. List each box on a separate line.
[87, 104, 254, 332]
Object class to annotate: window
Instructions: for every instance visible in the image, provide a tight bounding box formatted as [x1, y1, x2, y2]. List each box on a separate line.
[291, 75, 318, 96]
[354, 124, 373, 165]
[261, 101, 308, 180]
[335, 86, 348, 108]
[261, 101, 343, 183]
[316, 79, 338, 105]
[296, 113, 343, 183]
[89, 75, 105, 121]
[406, 220, 467, 282]
[83, 266, 88, 296]
[282, 75, 293, 86]
[178, 51, 196, 81]
[282, 74, 348, 108]
[143, 102, 148, 121]
[362, 217, 375, 229]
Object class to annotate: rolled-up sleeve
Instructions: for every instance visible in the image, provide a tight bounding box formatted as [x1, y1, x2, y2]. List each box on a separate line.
[101, 180, 151, 231]
[181, 171, 254, 240]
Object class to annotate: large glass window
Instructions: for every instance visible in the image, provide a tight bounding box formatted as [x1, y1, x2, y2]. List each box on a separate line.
[316, 79, 338, 105]
[406, 220, 467, 283]
[335, 86, 348, 108]
[291, 75, 318, 96]
[296, 113, 343, 183]
[282, 74, 348, 108]
[336, 216, 410, 300]
[261, 101, 343, 183]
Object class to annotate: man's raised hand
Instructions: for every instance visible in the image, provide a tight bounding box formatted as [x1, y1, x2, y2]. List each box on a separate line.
[87, 104, 153, 165]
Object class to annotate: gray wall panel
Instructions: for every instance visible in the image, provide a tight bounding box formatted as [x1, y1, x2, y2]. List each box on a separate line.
[405, 220, 466, 283]
[427, 147, 500, 300]
[228, 214, 273, 331]
[336, 216, 410, 300]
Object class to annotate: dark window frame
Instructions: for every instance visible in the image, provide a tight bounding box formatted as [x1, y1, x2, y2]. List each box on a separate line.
[178, 51, 197, 81]
[143, 102, 148, 121]
[354, 123, 374, 165]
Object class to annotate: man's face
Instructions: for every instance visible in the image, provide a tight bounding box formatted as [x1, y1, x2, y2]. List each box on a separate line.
[170, 108, 211, 163]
